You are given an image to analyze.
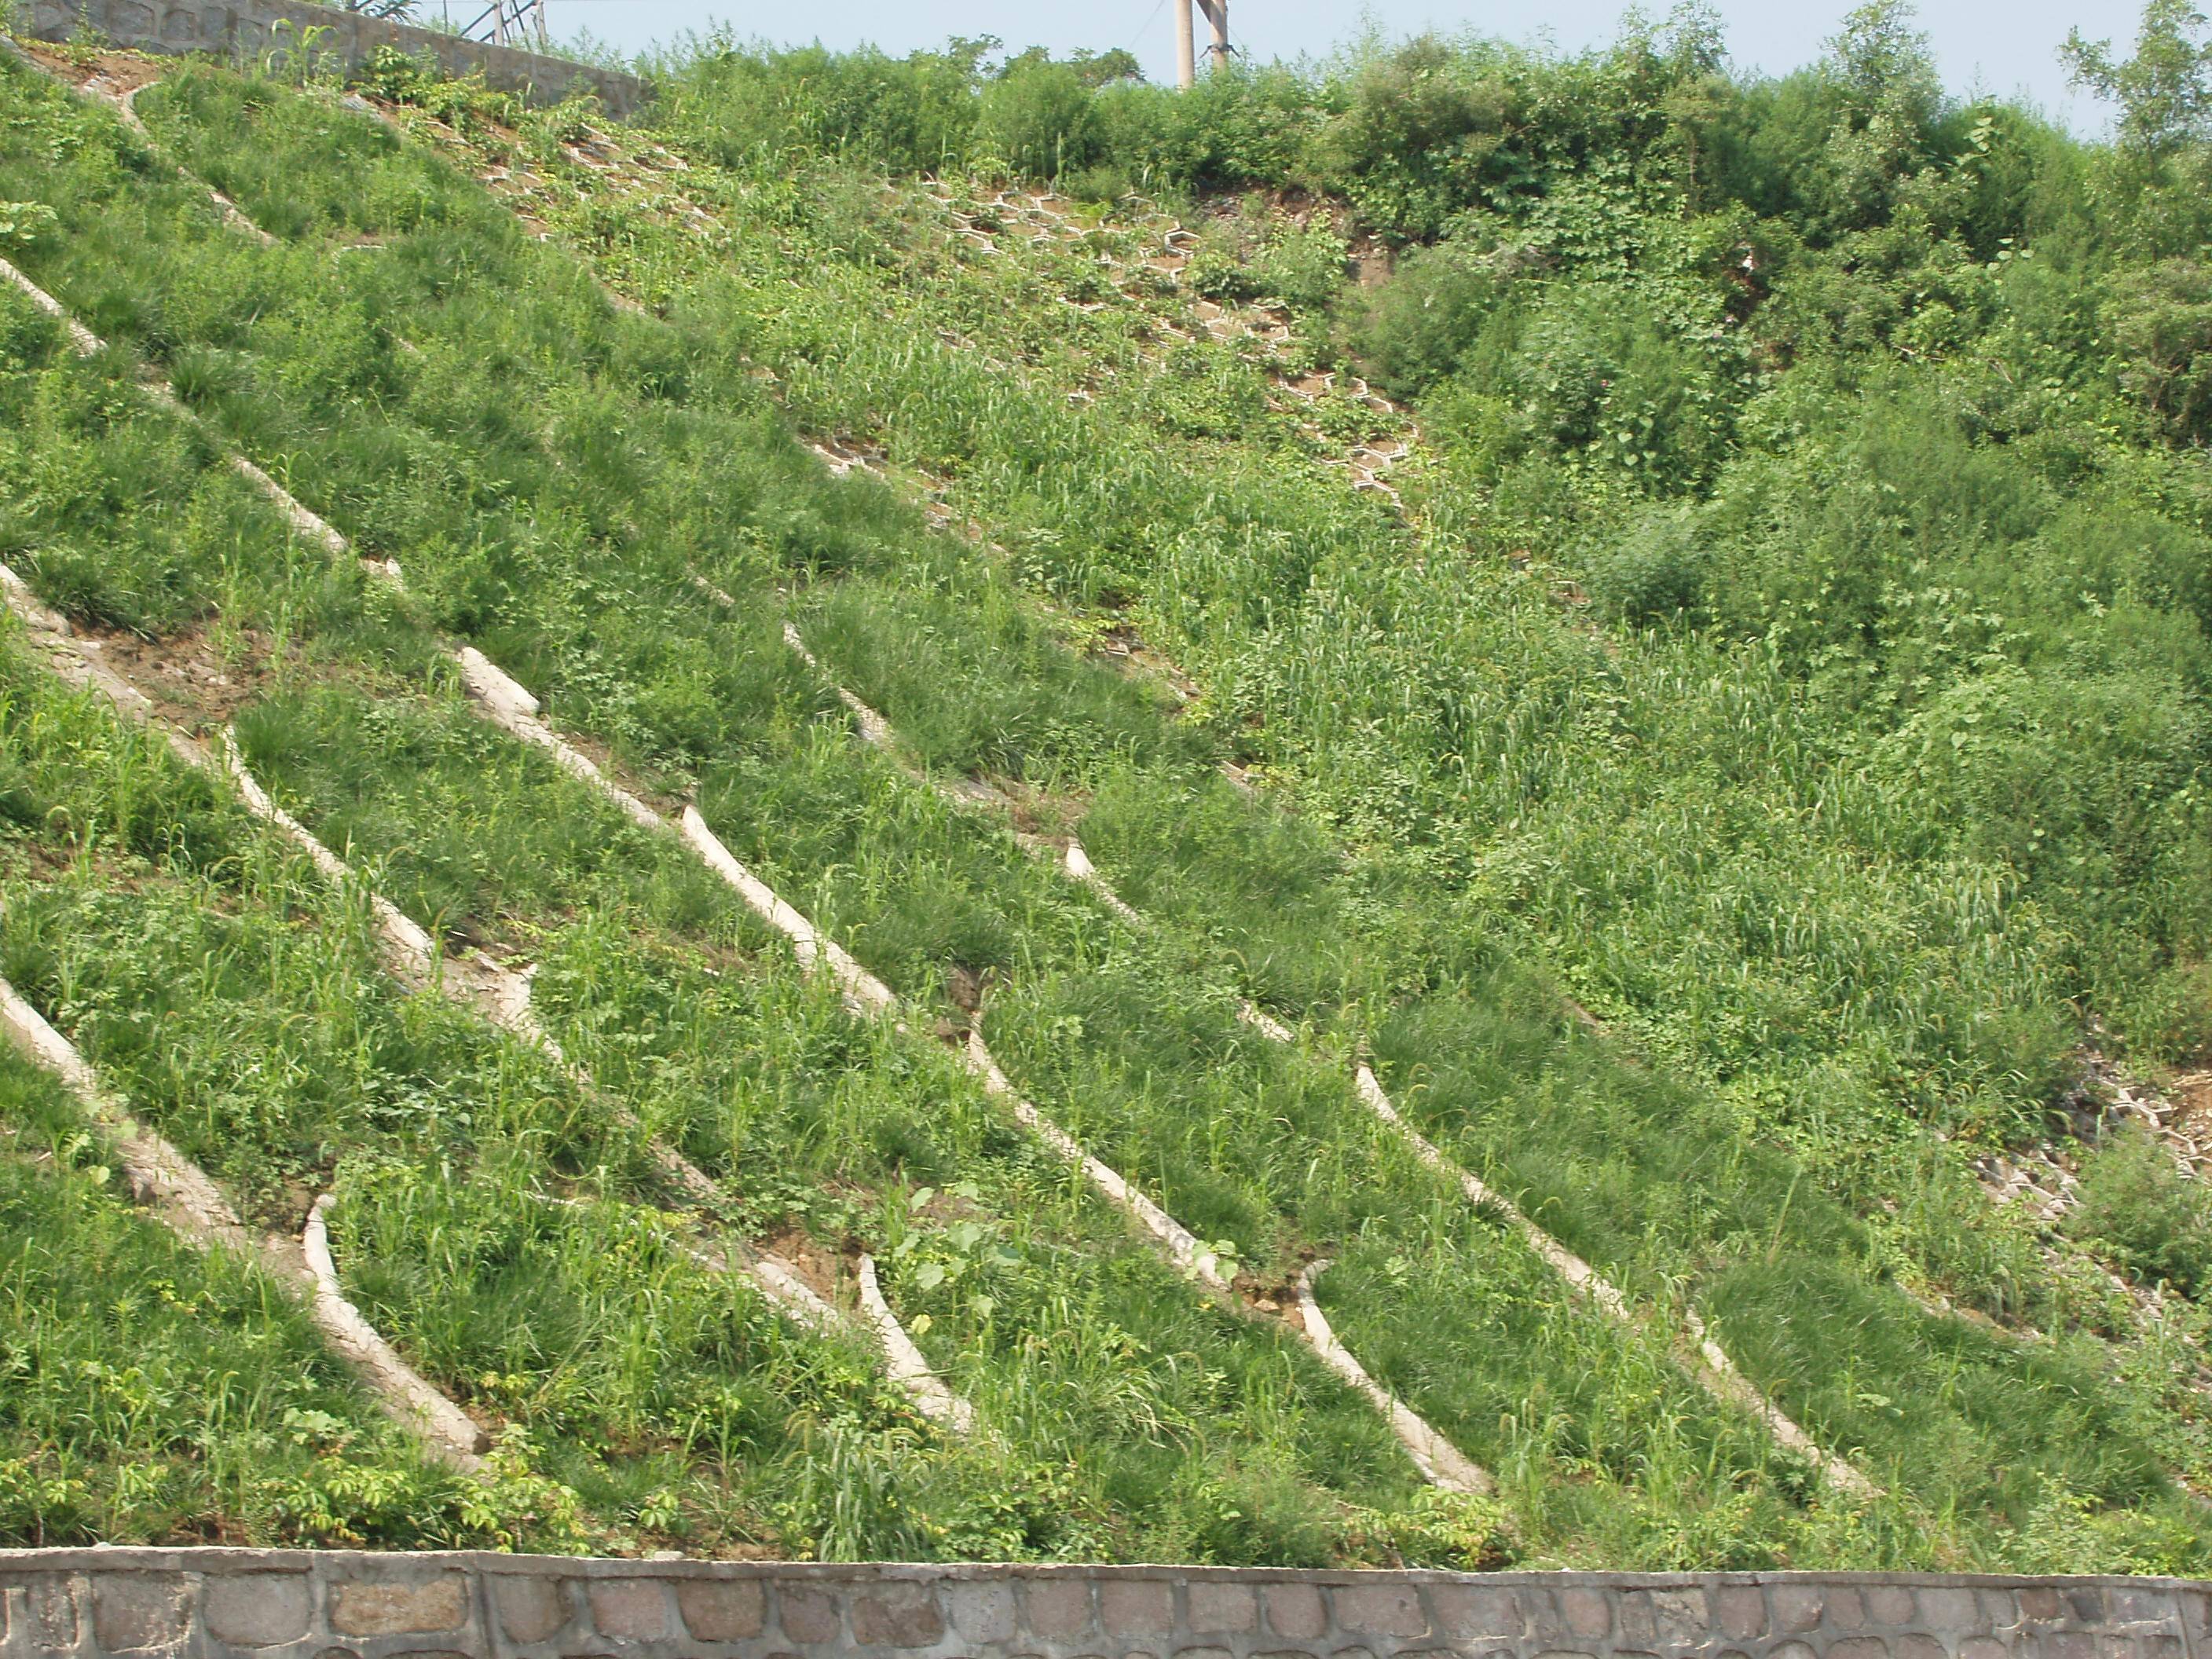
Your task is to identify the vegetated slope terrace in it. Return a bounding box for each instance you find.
[0,4,2207,1571]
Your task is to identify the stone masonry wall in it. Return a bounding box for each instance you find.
[20,0,649,116]
[1,1551,2205,1659]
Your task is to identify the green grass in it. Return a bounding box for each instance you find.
[0,43,2204,1570]
[0,1047,472,1549]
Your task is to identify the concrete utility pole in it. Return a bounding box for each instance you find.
[1174,0,1227,89]
[474,0,547,49]
[1199,0,1230,71]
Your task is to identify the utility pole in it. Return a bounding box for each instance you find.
[471,0,546,48]
[1199,0,1229,71]
[1174,0,1226,89]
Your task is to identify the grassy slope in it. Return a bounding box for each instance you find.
[0,46,2203,1569]
[312,71,2212,1559]
[87,64,1780,1568]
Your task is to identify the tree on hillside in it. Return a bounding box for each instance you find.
[1827,0,1941,122]
[2064,0,2212,156]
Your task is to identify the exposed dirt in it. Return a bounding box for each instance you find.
[10,41,164,91]
[764,1224,841,1303]
[1236,1263,1308,1320]
[90,622,281,730]
[2163,1068,2212,1145]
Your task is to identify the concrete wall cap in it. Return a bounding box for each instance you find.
[3,1554,2209,1591]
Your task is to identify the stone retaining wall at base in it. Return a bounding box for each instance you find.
[18,0,649,116]
[0,1551,2203,1659]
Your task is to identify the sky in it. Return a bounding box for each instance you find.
[501,0,2130,134]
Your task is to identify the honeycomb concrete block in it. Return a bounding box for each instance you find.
[1558,1588,1614,1640]
[1430,1583,1522,1644]
[587,1579,672,1643]
[1869,1589,1921,1628]
[1025,1579,1095,1642]
[1334,1584,1426,1641]
[1264,1585,1328,1644]
[1101,1581,1174,1639]
[2108,1589,2173,1631]
[90,1576,191,1655]
[1186,1584,1258,1635]
[1919,1591,1984,1635]
[1826,1590,1868,1632]
[1716,1588,1767,1642]
[23,1577,80,1652]
[1771,1588,1826,1635]
[849,1583,943,1649]
[775,1585,840,1646]
[493,1577,569,1646]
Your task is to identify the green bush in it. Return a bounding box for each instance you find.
[1586,504,1712,625]
[2104,258,2212,441]
[2067,1129,2212,1297]
[976,60,1099,178]
[1348,241,1501,395]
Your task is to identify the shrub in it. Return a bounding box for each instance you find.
[2104,258,2212,441]
[975,60,1098,178]
[1347,241,1502,395]
[1308,36,1514,239]
[1585,504,1712,625]
[2066,1128,2212,1297]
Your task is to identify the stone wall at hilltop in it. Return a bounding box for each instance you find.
[20,0,649,116]
[0,1550,2201,1659]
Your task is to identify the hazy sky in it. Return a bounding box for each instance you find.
[505,1,2129,134]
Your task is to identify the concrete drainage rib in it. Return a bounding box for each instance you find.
[0,978,254,1256]
[773,616,1147,927]
[301,1193,490,1463]
[686,192,1857,1490]
[958,1027,1226,1290]
[0,976,487,1469]
[759,624,1497,1491]
[220,740,965,1429]
[679,793,1262,1328]
[856,1253,975,1434]
[0,562,968,1440]
[0,255,364,572]
[777,623,1872,1499]
[219,731,444,977]
[1,51,276,248]
[176,85,1932,1499]
[0,252,101,355]
[1331,1036,1877,1500]
[0,258,966,1417]
[1296,1262,1492,1496]
[0,246,972,1423]
[781,621,895,749]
